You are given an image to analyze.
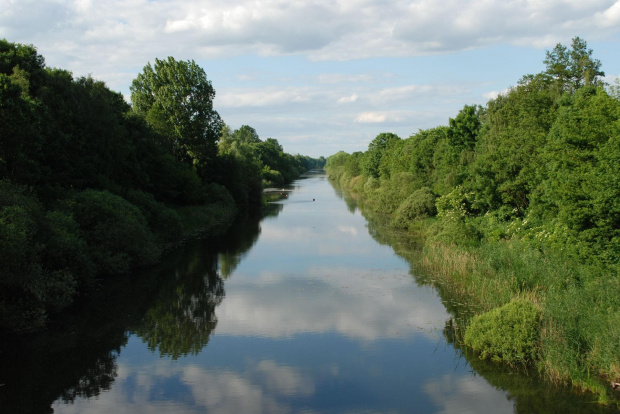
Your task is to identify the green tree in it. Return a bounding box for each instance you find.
[361,132,400,178]
[234,124,261,145]
[130,57,223,168]
[447,104,483,151]
[0,74,42,184]
[544,36,604,93]
[472,75,556,216]
[536,86,620,263]
[344,151,363,177]
[216,125,263,208]
[0,39,46,93]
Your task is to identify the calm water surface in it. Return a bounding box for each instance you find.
[1,172,616,413]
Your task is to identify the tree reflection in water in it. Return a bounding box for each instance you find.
[0,212,265,414]
[135,245,224,359]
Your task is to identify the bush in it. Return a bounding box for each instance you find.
[71,189,160,275]
[261,167,284,187]
[372,172,418,214]
[464,299,541,365]
[124,189,183,244]
[392,187,437,228]
[363,176,380,193]
[41,210,94,287]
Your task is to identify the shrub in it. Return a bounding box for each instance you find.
[0,181,80,330]
[71,189,160,275]
[124,189,183,244]
[373,172,418,214]
[261,167,284,187]
[392,187,437,228]
[464,299,541,365]
[363,176,380,193]
[42,209,93,280]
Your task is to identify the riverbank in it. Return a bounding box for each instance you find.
[328,169,620,406]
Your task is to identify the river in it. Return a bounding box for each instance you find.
[0,171,615,413]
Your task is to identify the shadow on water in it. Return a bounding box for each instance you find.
[0,212,264,414]
[337,182,620,413]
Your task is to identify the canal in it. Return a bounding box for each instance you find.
[0,171,615,413]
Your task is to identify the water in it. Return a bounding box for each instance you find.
[0,171,616,413]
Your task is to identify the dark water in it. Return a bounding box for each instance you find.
[0,171,617,414]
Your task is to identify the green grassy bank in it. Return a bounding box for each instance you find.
[328,168,620,405]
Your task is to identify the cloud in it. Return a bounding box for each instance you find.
[482,87,512,101]
[596,0,620,27]
[3,0,619,158]
[217,87,319,108]
[52,360,316,414]
[316,73,378,84]
[6,0,619,72]
[338,93,359,103]
[355,110,426,124]
[215,268,450,341]
[356,112,388,123]
[424,374,514,414]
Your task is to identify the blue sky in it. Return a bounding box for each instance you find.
[2,0,620,158]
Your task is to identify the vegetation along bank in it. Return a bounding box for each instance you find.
[325,37,620,405]
[0,39,324,333]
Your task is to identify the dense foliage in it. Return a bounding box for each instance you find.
[464,299,542,365]
[326,37,620,401]
[0,39,323,333]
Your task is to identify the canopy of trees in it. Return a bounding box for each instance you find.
[0,39,324,333]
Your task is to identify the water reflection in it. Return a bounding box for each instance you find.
[346,183,620,413]
[134,251,223,359]
[216,272,448,340]
[0,213,264,414]
[3,173,619,414]
[53,357,316,414]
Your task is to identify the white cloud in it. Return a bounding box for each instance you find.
[52,360,316,414]
[338,93,359,103]
[482,87,512,101]
[354,110,424,124]
[6,0,619,71]
[356,112,388,123]
[316,73,377,84]
[424,374,514,414]
[2,0,620,158]
[217,87,319,108]
[216,267,450,341]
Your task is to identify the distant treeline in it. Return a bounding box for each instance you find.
[326,37,620,402]
[0,39,325,332]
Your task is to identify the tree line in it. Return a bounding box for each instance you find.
[0,39,324,333]
[326,37,620,401]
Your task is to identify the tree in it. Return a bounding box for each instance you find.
[536,86,620,264]
[447,105,483,150]
[0,39,46,93]
[471,76,556,215]
[0,74,42,184]
[130,57,223,168]
[544,37,604,93]
[361,132,400,178]
[234,124,261,145]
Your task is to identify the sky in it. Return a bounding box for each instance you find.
[1,0,620,158]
